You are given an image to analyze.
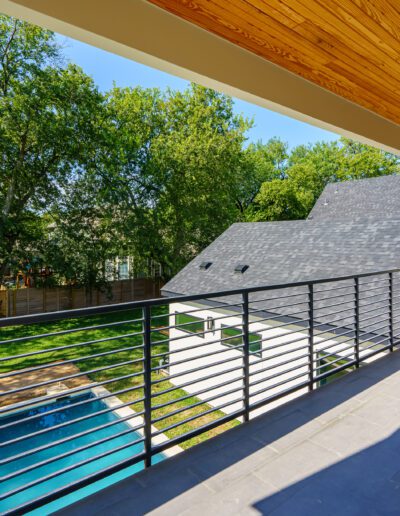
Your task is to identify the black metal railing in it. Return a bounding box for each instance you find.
[1,268,400,514]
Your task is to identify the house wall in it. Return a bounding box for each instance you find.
[168,302,370,419]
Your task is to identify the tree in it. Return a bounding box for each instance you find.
[102,84,252,277]
[0,15,104,282]
[236,138,288,216]
[45,175,119,295]
[248,138,400,222]
[247,179,307,221]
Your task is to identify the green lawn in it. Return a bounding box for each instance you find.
[0,308,239,449]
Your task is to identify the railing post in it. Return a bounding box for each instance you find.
[242,291,250,422]
[308,284,314,391]
[354,277,360,368]
[143,305,152,468]
[389,272,394,352]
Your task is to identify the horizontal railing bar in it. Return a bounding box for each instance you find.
[360,336,390,353]
[260,329,310,346]
[313,343,356,366]
[0,408,145,467]
[154,310,244,333]
[0,344,144,380]
[2,267,400,329]
[359,342,391,359]
[252,344,310,367]
[358,301,389,317]
[359,320,390,336]
[249,290,309,305]
[313,314,356,330]
[250,371,308,398]
[314,325,355,340]
[359,284,390,294]
[152,321,244,346]
[248,299,308,315]
[1,425,145,484]
[0,369,144,416]
[152,354,243,386]
[0,317,144,348]
[0,357,141,399]
[314,359,357,382]
[152,375,243,412]
[358,276,390,287]
[313,291,355,304]
[2,449,148,516]
[0,336,144,365]
[152,396,244,437]
[0,394,146,450]
[313,298,354,311]
[151,332,243,360]
[152,385,243,424]
[313,304,356,319]
[249,352,310,379]
[314,335,355,354]
[359,317,389,332]
[249,380,310,411]
[151,364,244,399]
[249,307,308,324]
[258,333,309,354]
[358,290,389,303]
[248,310,308,327]
[259,316,310,331]
[151,408,244,456]
[249,361,308,388]
[152,341,244,372]
[314,350,356,372]
[0,434,148,503]
[313,283,354,294]
[0,381,145,432]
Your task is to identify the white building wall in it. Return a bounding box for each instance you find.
[168,302,365,420]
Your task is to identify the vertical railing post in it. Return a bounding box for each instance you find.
[242,291,250,422]
[308,284,314,391]
[354,277,360,368]
[143,305,152,468]
[389,272,394,352]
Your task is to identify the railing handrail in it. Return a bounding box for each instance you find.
[1,266,400,327]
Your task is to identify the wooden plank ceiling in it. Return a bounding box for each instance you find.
[148,0,400,125]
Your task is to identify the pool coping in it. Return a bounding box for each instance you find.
[91,386,182,458]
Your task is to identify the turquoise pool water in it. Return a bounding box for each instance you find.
[0,392,164,514]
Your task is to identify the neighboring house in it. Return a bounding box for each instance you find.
[162,175,400,417]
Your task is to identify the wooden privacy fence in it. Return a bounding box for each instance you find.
[0,278,163,318]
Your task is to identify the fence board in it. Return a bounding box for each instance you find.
[0,278,162,318]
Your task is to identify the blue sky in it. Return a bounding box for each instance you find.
[57,35,338,149]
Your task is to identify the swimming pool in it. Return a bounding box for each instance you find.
[0,392,164,514]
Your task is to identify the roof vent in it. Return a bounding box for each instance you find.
[323,199,329,206]
[234,264,249,274]
[199,261,212,270]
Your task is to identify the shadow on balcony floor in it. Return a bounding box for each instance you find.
[58,350,400,515]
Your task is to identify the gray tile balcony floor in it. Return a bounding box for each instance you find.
[59,350,400,516]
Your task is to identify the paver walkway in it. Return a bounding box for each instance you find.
[60,350,400,515]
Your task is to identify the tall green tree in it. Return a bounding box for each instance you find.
[102,84,252,277]
[0,15,104,282]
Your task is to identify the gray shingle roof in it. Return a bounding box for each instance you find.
[162,218,400,297]
[162,218,400,335]
[308,174,400,221]
[163,175,400,337]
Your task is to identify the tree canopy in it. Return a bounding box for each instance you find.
[1,14,399,288]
